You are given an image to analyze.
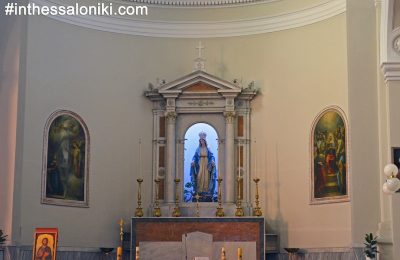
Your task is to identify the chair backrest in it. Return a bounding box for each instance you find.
[182,231,213,260]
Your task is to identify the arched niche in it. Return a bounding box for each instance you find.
[183,122,219,202]
[145,70,258,215]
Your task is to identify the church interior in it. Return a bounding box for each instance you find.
[2,0,400,259]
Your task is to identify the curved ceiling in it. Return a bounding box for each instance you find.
[31,0,345,37]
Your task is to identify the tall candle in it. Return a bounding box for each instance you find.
[237,247,242,260]
[264,140,266,178]
[254,140,257,178]
[139,138,142,178]
[238,177,241,200]
[217,139,220,178]
[238,144,241,176]
[176,140,179,179]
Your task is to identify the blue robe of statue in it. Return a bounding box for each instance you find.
[190,146,217,199]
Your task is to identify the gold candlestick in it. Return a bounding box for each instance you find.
[135,178,144,217]
[195,193,200,217]
[119,218,125,244]
[253,178,263,216]
[215,178,224,217]
[117,219,124,260]
[172,178,181,217]
[153,179,162,217]
[235,177,244,217]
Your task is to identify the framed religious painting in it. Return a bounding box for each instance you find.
[392,147,400,179]
[392,147,400,193]
[310,106,350,204]
[41,110,90,207]
[32,228,58,260]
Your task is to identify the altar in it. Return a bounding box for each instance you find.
[131,217,265,260]
[133,48,266,260]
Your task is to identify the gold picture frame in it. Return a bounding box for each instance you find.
[41,110,90,207]
[310,106,350,204]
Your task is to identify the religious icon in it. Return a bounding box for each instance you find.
[32,228,58,260]
[310,106,349,204]
[42,110,90,207]
[188,131,217,202]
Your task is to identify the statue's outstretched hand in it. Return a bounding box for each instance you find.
[211,161,215,167]
[191,161,195,167]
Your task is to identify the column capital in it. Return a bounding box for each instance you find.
[165,111,177,123]
[223,111,236,123]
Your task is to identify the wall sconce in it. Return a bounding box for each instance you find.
[383,164,400,194]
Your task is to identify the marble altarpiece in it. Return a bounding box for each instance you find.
[144,69,259,217]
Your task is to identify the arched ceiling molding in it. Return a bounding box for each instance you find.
[32,0,346,38]
[123,0,278,8]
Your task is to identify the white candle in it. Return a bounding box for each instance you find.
[254,140,257,178]
[176,140,179,179]
[217,139,220,178]
[264,141,266,179]
[238,144,241,176]
[139,138,142,178]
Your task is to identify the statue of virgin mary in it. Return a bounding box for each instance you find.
[190,131,217,202]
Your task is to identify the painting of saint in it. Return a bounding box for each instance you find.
[42,110,89,207]
[32,228,58,260]
[35,237,52,260]
[311,107,349,204]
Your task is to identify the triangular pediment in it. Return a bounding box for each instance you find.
[158,70,241,95]
[184,82,217,93]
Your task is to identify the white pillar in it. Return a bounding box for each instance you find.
[224,111,235,203]
[165,111,177,203]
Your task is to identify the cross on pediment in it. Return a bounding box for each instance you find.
[196,41,205,59]
[194,42,206,72]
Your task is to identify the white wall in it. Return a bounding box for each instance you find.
[346,0,381,249]
[15,12,352,249]
[0,0,27,244]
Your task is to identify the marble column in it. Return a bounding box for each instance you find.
[224,111,235,203]
[165,111,177,203]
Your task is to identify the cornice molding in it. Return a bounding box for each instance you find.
[123,0,277,8]
[32,0,346,38]
[381,62,400,83]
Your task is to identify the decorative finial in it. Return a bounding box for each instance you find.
[157,78,166,86]
[194,41,206,72]
[199,131,207,140]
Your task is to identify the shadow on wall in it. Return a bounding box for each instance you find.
[265,143,288,257]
